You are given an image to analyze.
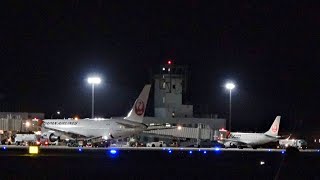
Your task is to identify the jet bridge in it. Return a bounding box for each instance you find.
[143,123,214,141]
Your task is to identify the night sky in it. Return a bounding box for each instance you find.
[0,1,319,132]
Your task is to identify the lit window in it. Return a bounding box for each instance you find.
[160,79,166,89]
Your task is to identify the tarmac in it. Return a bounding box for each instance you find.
[0,145,319,179]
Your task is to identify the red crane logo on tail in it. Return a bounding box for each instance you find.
[272,124,278,133]
[134,99,145,116]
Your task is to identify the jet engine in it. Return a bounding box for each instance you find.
[49,133,60,142]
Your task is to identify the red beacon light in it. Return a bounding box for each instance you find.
[167,60,172,65]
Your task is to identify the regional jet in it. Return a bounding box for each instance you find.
[219,116,281,149]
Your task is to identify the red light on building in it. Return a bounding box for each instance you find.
[167,60,172,65]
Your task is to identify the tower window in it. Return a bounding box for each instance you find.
[160,79,166,89]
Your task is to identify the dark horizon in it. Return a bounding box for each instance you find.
[0,1,319,132]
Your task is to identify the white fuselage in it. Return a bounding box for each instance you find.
[42,118,147,140]
[223,132,278,147]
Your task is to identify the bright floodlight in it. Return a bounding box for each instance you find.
[87,77,101,84]
[57,111,60,115]
[25,121,31,127]
[225,82,235,90]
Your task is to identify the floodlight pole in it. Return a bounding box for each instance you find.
[88,77,101,119]
[91,84,95,118]
[229,89,232,131]
[225,82,235,131]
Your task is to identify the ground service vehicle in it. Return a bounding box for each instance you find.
[279,139,307,149]
[146,141,167,147]
[14,134,37,146]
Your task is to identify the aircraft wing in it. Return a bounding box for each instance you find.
[42,126,89,138]
[144,125,178,131]
[42,127,106,142]
[221,138,249,146]
[264,134,286,140]
[115,122,146,128]
[276,134,291,139]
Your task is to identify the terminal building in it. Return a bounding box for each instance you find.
[138,62,226,145]
[0,112,44,143]
[0,112,44,132]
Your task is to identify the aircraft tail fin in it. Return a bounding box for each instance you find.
[124,84,151,123]
[264,116,281,137]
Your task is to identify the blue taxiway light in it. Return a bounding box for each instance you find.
[78,148,82,152]
[168,150,172,153]
[281,151,285,154]
[189,151,192,154]
[203,151,207,154]
[214,147,220,151]
[198,149,201,152]
[268,149,271,152]
[3,147,6,150]
[110,149,117,155]
[318,150,320,152]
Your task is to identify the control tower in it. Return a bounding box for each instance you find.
[154,61,193,118]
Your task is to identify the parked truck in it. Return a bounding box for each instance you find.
[279,139,307,149]
[14,134,37,146]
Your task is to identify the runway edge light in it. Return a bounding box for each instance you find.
[29,146,39,154]
[110,149,117,155]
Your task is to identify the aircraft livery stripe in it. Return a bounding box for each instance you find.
[44,122,78,125]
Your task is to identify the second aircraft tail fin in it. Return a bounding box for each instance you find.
[124,84,151,123]
[264,116,281,137]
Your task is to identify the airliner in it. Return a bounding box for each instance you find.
[219,116,281,149]
[41,84,153,143]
